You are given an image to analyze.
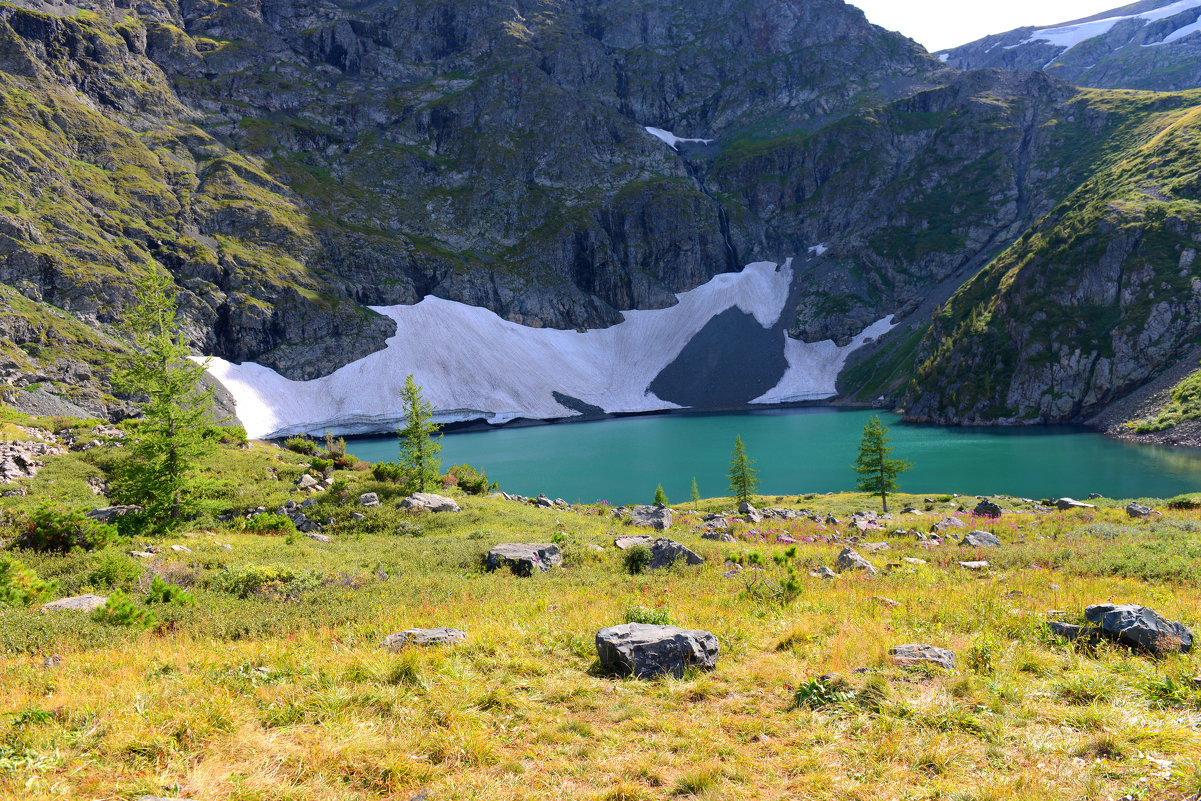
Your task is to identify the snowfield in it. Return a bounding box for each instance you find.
[204,261,893,439]
[1019,0,1201,53]
[644,126,714,150]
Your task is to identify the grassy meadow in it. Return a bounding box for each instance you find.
[1,408,1201,800]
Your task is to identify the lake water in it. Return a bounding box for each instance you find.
[343,408,1201,505]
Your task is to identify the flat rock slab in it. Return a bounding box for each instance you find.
[400,492,461,513]
[630,505,673,530]
[960,531,1001,548]
[42,594,106,613]
[648,538,704,570]
[596,623,719,679]
[486,543,563,576]
[1084,603,1193,654]
[383,628,468,650]
[1056,497,1096,511]
[958,560,990,570]
[835,547,877,575]
[890,644,955,670]
[614,535,654,550]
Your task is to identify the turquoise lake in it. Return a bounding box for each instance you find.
[343,408,1201,505]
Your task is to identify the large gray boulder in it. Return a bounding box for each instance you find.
[834,547,877,575]
[889,644,955,669]
[1084,603,1193,654]
[630,505,673,530]
[701,530,736,543]
[358,492,380,507]
[42,594,107,613]
[486,543,563,576]
[383,628,468,650]
[400,492,461,513]
[960,530,1001,548]
[595,623,719,679]
[973,499,1002,518]
[1126,503,1153,519]
[614,535,654,550]
[648,538,704,570]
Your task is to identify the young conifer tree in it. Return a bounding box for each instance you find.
[111,271,216,534]
[397,373,442,493]
[852,415,912,513]
[727,435,759,504]
[653,484,669,506]
[690,476,701,509]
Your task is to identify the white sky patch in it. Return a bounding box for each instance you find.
[644,126,714,150]
[752,316,898,405]
[205,261,802,439]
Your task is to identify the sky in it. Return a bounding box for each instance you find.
[850,0,1130,51]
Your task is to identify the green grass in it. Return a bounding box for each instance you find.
[0,405,1200,798]
[1128,367,1201,433]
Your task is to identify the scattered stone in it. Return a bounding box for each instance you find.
[889,644,955,670]
[296,474,318,489]
[352,513,366,521]
[834,548,878,575]
[595,623,719,679]
[383,628,468,650]
[85,505,140,523]
[860,542,889,553]
[702,531,736,543]
[0,439,66,483]
[129,551,156,559]
[902,557,927,565]
[169,545,192,553]
[1088,493,1104,500]
[1056,498,1096,511]
[42,594,107,613]
[358,492,381,507]
[872,596,901,608]
[932,516,965,532]
[973,499,1002,518]
[400,493,461,513]
[811,566,837,579]
[586,543,606,552]
[630,505,673,530]
[1084,603,1193,655]
[1046,621,1100,643]
[1126,503,1153,520]
[614,535,653,550]
[535,494,554,508]
[219,543,233,551]
[647,538,704,570]
[486,543,563,576]
[960,531,1001,548]
[958,560,990,570]
[304,532,332,544]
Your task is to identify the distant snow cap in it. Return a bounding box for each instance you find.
[644,126,715,150]
[1020,0,1201,54]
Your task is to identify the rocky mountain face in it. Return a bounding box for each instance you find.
[1,0,1201,429]
[939,0,1201,91]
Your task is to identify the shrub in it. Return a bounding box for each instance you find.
[394,521,424,538]
[0,555,52,607]
[653,484,668,506]
[793,676,852,709]
[14,506,116,554]
[209,565,322,600]
[284,436,317,455]
[145,575,195,607]
[310,457,333,474]
[623,545,652,575]
[372,462,406,483]
[87,550,142,590]
[447,463,495,495]
[244,513,297,535]
[92,591,158,628]
[622,605,673,626]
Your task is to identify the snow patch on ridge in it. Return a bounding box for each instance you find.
[206,261,806,439]
[644,126,714,150]
[751,316,898,405]
[1018,0,1201,54]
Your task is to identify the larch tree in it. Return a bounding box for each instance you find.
[852,415,912,513]
[727,435,759,505]
[397,373,443,493]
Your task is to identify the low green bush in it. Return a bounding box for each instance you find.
[623,545,652,575]
[86,550,142,590]
[447,463,495,495]
[92,591,158,628]
[622,605,673,625]
[145,576,195,607]
[14,506,116,554]
[208,565,322,600]
[0,555,52,607]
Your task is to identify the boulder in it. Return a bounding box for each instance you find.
[383,628,468,650]
[85,505,140,523]
[304,532,332,543]
[1084,603,1193,655]
[889,644,955,670]
[737,501,757,515]
[358,492,381,507]
[630,505,673,530]
[860,542,889,553]
[1046,621,1101,643]
[42,594,107,613]
[1126,503,1153,520]
[973,499,1002,518]
[931,516,965,532]
[647,538,704,570]
[834,547,877,575]
[535,494,554,508]
[170,545,192,553]
[595,623,719,679]
[811,566,837,579]
[1056,498,1095,511]
[614,535,653,550]
[486,543,563,576]
[296,474,318,489]
[960,531,1001,548]
[400,493,461,513]
[702,531,736,543]
[958,560,990,570]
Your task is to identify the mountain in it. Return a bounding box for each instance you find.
[1,0,1201,435]
[938,0,1201,91]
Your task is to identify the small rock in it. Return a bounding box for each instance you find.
[811,566,837,579]
[960,531,1001,548]
[647,538,704,570]
[630,505,673,530]
[931,516,965,532]
[129,551,156,559]
[304,532,332,543]
[614,535,654,550]
[834,547,877,575]
[872,596,901,608]
[1047,621,1100,643]
[486,543,563,576]
[1125,503,1153,520]
[42,594,107,613]
[400,492,461,513]
[85,505,140,523]
[170,545,192,553]
[219,543,233,551]
[1056,498,1096,511]
[40,654,61,669]
[860,541,889,553]
[383,628,468,649]
[297,474,318,489]
[903,557,927,565]
[702,531,736,543]
[889,644,955,670]
[1088,493,1103,500]
[958,560,990,570]
[973,499,1003,518]
[358,492,381,507]
[595,623,719,679]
